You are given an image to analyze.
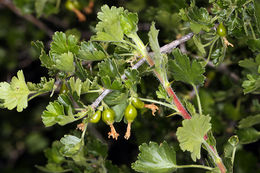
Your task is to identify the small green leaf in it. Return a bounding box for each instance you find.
[60,135,81,157]
[31,40,44,54]
[239,55,260,94]
[78,41,107,61]
[98,59,120,79]
[41,101,65,127]
[184,100,197,116]
[0,70,30,112]
[119,11,138,35]
[101,76,123,90]
[55,52,75,72]
[93,5,124,42]
[193,35,206,55]
[41,101,86,127]
[187,6,212,25]
[211,46,226,66]
[190,22,204,34]
[236,127,260,144]
[50,32,79,55]
[148,23,168,82]
[156,85,172,103]
[38,48,55,70]
[68,77,82,97]
[104,90,128,106]
[176,114,211,161]
[27,77,54,93]
[186,5,213,33]
[81,79,91,95]
[93,5,138,42]
[132,141,177,173]
[148,22,160,55]
[169,48,205,86]
[242,74,260,94]
[124,68,141,88]
[239,114,260,128]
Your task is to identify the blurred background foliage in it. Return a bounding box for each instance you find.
[0,0,260,172]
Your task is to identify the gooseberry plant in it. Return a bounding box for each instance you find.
[1,0,260,173]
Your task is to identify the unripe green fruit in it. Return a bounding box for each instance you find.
[90,110,101,123]
[102,108,115,125]
[59,82,69,94]
[217,23,227,37]
[131,98,144,109]
[124,104,137,123]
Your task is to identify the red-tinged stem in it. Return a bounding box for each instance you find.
[165,86,191,120]
[217,162,227,173]
[144,51,226,173]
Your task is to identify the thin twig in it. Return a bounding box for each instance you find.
[0,0,53,37]
[160,32,194,54]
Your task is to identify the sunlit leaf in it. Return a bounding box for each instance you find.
[78,41,107,61]
[176,114,211,161]
[60,135,82,157]
[0,70,30,112]
[132,141,177,173]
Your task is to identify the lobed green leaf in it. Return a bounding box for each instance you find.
[169,48,205,86]
[0,70,30,112]
[60,135,82,157]
[132,141,177,173]
[55,52,75,72]
[176,114,211,161]
[41,101,87,127]
[93,5,138,42]
[50,32,79,55]
[78,41,107,61]
[27,77,55,93]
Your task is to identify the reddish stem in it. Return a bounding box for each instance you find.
[146,55,226,173]
[165,86,191,120]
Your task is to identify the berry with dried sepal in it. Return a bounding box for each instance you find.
[89,110,101,123]
[102,108,119,140]
[124,104,137,140]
